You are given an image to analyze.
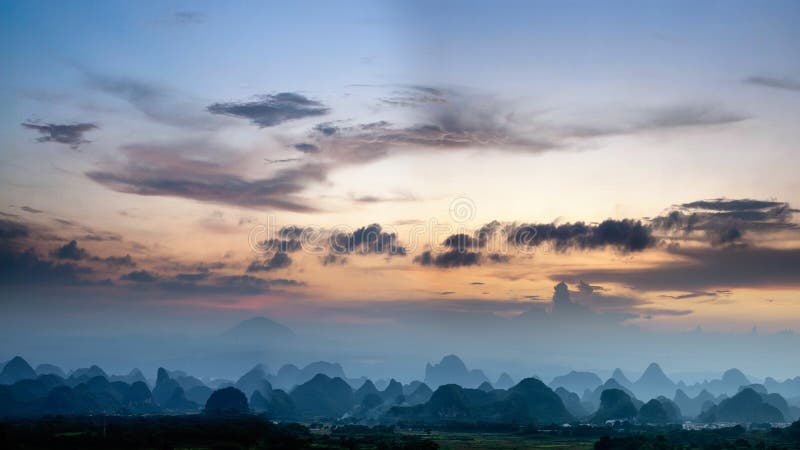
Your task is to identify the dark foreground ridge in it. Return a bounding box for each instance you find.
[0,415,799,450]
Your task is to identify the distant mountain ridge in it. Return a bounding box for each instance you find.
[2,355,797,425]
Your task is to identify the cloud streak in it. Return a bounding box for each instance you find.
[21,122,98,149]
[207,92,329,127]
[86,142,326,212]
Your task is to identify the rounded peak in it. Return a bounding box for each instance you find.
[645,362,663,372]
[722,368,748,383]
[440,354,466,365]
[308,373,332,383]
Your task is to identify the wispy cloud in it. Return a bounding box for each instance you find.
[85,141,326,212]
[745,75,800,92]
[207,92,329,127]
[21,122,98,149]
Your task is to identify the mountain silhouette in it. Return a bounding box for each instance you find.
[392,377,573,423]
[495,372,515,390]
[583,379,642,412]
[222,316,295,342]
[637,396,682,424]
[270,361,347,390]
[405,383,433,405]
[354,380,380,403]
[424,355,489,388]
[699,387,784,423]
[555,387,589,418]
[0,356,37,384]
[152,368,183,407]
[611,368,633,389]
[478,381,494,392]
[381,379,404,404]
[235,364,271,398]
[289,374,354,419]
[35,363,65,378]
[673,388,716,418]
[551,370,603,394]
[633,363,675,399]
[204,387,248,415]
[591,388,638,423]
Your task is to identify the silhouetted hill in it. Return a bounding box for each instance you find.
[550,370,603,394]
[390,377,572,424]
[221,316,295,342]
[269,361,347,390]
[555,387,589,418]
[424,355,489,388]
[478,381,494,392]
[235,364,271,398]
[685,368,752,397]
[67,365,108,385]
[152,367,197,411]
[611,368,633,389]
[0,356,36,384]
[765,376,800,399]
[109,368,147,385]
[290,374,354,419]
[700,388,785,424]
[633,363,675,399]
[185,385,214,405]
[674,388,716,418]
[204,387,248,415]
[162,386,198,411]
[381,379,404,404]
[405,383,433,406]
[583,379,642,412]
[495,372,515,390]
[354,379,380,404]
[637,397,682,424]
[35,363,65,378]
[592,388,638,423]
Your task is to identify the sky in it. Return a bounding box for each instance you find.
[1,1,800,378]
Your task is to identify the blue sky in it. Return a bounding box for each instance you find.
[1,1,800,374]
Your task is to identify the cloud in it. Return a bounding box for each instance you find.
[100,254,136,268]
[351,192,418,203]
[292,143,320,154]
[86,73,217,128]
[257,238,302,253]
[330,224,406,255]
[306,86,746,168]
[320,254,347,266]
[51,240,88,260]
[173,11,205,24]
[0,219,30,239]
[21,122,98,149]
[554,246,800,291]
[247,252,292,272]
[659,291,718,300]
[20,206,43,214]
[441,233,486,251]
[414,249,481,268]
[0,246,94,286]
[122,270,157,282]
[507,219,656,252]
[207,92,329,127]
[635,105,747,130]
[651,198,797,246]
[745,76,800,92]
[86,142,326,212]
